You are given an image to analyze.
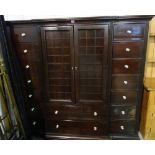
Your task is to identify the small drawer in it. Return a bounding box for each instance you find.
[113,41,144,58]
[113,23,145,40]
[46,105,82,119]
[111,106,136,120]
[111,75,140,90]
[82,104,106,119]
[12,26,38,42]
[45,120,107,136]
[111,91,138,104]
[112,59,141,74]
[110,120,136,134]
[14,43,40,62]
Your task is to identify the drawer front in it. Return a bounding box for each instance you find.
[82,104,106,119]
[46,105,82,119]
[45,120,107,135]
[111,75,140,90]
[112,60,141,74]
[113,41,144,58]
[113,23,145,40]
[111,106,136,120]
[110,120,136,134]
[111,91,138,103]
[12,26,38,42]
[14,43,40,61]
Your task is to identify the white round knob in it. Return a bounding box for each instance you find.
[93,112,98,116]
[31,107,35,112]
[25,65,30,69]
[56,124,59,129]
[27,80,31,83]
[120,125,124,130]
[28,94,32,98]
[21,33,26,37]
[23,49,28,53]
[122,96,127,100]
[123,81,128,85]
[121,111,126,115]
[93,126,98,131]
[125,48,130,52]
[54,110,59,115]
[124,65,129,69]
[32,121,37,126]
[126,30,132,34]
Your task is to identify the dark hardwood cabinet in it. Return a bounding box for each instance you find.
[6,16,152,139]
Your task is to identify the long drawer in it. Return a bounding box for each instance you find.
[46,104,106,120]
[45,120,107,136]
[111,75,140,90]
[112,59,141,74]
[111,106,136,120]
[113,41,144,58]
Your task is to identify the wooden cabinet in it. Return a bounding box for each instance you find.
[6,16,152,139]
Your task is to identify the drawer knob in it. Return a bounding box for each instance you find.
[126,30,132,34]
[54,110,59,115]
[93,112,98,116]
[123,81,128,85]
[23,49,28,53]
[28,94,33,98]
[93,126,98,131]
[122,96,127,100]
[32,121,37,126]
[31,107,35,112]
[25,65,30,69]
[125,48,131,52]
[75,66,78,70]
[27,80,32,83]
[21,33,26,37]
[120,125,124,130]
[121,111,126,115]
[124,64,129,69]
[56,124,59,129]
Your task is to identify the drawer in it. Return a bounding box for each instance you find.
[113,23,145,40]
[45,120,107,136]
[110,120,136,134]
[111,75,139,90]
[113,41,144,58]
[111,106,136,120]
[14,43,40,62]
[82,104,106,119]
[46,105,82,119]
[12,26,38,42]
[111,91,138,103]
[112,59,141,74]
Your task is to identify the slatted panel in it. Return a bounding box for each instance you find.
[75,25,108,102]
[144,17,155,79]
[41,27,74,102]
[79,29,104,101]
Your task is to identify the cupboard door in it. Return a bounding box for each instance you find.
[41,26,75,104]
[74,25,109,103]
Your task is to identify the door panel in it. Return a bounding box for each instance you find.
[74,25,109,103]
[41,26,75,104]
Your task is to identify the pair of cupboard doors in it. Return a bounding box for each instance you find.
[41,24,109,109]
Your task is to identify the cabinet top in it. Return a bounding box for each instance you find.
[6,15,153,24]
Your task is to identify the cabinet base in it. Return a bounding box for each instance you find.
[45,133,110,140]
